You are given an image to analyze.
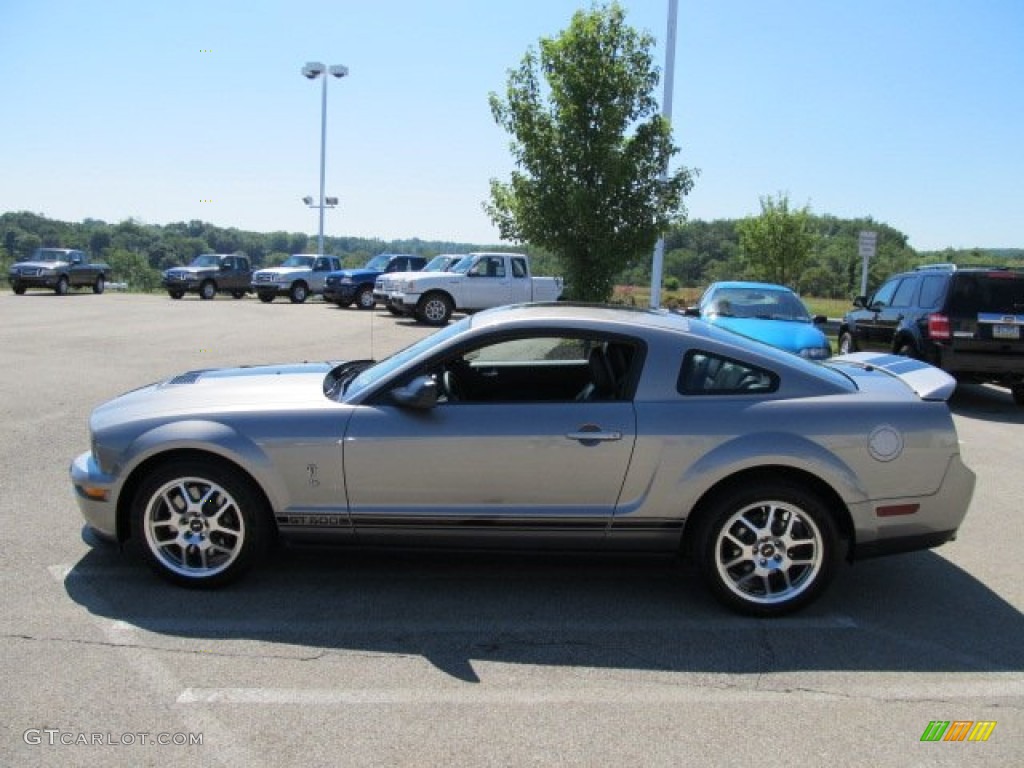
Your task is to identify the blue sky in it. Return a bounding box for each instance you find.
[1,0,1021,251]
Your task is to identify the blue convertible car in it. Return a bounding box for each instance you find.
[689,281,832,360]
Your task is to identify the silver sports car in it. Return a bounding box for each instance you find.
[70,304,975,615]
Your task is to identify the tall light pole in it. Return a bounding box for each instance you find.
[301,61,348,257]
[650,0,678,308]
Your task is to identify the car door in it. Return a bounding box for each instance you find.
[508,256,533,303]
[462,255,512,309]
[342,333,638,548]
[856,277,903,351]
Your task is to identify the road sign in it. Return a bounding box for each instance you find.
[858,231,878,259]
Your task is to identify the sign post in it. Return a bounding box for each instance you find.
[858,231,878,297]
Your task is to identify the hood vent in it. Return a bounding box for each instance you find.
[166,370,205,385]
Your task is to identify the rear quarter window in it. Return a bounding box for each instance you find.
[678,350,779,395]
[918,275,948,309]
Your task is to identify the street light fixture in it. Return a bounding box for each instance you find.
[302,60,348,257]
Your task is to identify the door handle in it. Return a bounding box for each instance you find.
[566,427,622,442]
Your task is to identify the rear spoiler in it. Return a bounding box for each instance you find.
[829,352,957,401]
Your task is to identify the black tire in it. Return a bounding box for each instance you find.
[258,292,275,303]
[289,282,309,304]
[93,275,106,294]
[385,302,402,316]
[231,290,246,300]
[13,284,26,295]
[693,478,840,616]
[334,299,353,308]
[199,280,216,300]
[837,331,855,355]
[55,275,69,296]
[168,290,184,300]
[355,285,375,310]
[416,292,453,326]
[895,340,919,359]
[131,458,271,588]
[1012,386,1024,406]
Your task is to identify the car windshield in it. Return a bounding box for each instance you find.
[30,249,64,262]
[423,255,460,272]
[189,254,221,267]
[364,254,392,271]
[344,318,470,399]
[708,287,811,322]
[280,255,315,268]
[450,256,477,274]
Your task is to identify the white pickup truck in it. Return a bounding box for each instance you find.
[389,252,564,325]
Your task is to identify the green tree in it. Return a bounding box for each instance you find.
[736,194,815,287]
[486,2,695,302]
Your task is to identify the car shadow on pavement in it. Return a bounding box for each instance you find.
[949,382,1024,424]
[63,540,1023,682]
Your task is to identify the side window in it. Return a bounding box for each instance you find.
[511,257,528,279]
[222,257,234,270]
[918,275,947,309]
[678,350,778,395]
[869,278,901,308]
[890,276,919,307]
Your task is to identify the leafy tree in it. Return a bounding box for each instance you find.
[486,1,695,302]
[736,194,815,287]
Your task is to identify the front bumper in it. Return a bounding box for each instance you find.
[9,274,58,289]
[70,451,119,541]
[161,277,201,291]
[323,283,358,302]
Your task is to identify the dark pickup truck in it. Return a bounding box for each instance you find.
[162,254,253,300]
[323,253,426,309]
[8,248,112,295]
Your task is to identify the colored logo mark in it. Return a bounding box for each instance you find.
[920,721,996,742]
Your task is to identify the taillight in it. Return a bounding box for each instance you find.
[928,313,950,340]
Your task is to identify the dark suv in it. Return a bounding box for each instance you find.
[839,264,1024,404]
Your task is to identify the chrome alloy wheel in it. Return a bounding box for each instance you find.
[712,500,824,606]
[142,476,245,579]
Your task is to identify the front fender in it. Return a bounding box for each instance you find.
[121,419,287,513]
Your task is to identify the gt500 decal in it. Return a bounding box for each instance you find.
[277,514,349,527]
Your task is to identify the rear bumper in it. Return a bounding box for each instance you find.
[935,345,1024,381]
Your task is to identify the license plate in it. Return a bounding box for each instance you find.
[993,324,1020,340]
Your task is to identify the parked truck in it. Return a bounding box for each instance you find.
[389,252,563,325]
[162,254,253,300]
[8,248,111,295]
[251,254,342,303]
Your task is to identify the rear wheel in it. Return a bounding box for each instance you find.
[199,280,216,300]
[93,275,106,294]
[837,331,855,355]
[693,479,840,616]
[895,340,919,359]
[131,459,270,588]
[289,282,309,304]
[334,299,353,308]
[168,290,184,300]
[231,290,246,300]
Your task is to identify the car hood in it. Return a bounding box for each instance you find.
[12,260,67,269]
[709,316,828,351]
[331,269,380,280]
[165,265,215,276]
[254,267,307,278]
[91,362,340,431]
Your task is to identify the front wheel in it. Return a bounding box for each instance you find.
[837,331,855,355]
[1012,385,1024,406]
[131,459,271,588]
[93,275,106,294]
[289,282,309,304]
[355,286,375,310]
[168,290,184,300]
[199,280,216,300]
[258,292,275,303]
[12,284,26,295]
[55,276,69,296]
[693,480,840,616]
[416,292,453,326]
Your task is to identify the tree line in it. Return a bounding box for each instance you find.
[3,209,1018,299]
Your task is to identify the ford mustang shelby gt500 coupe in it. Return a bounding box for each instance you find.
[70,304,975,615]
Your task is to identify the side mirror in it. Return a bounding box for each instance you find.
[813,315,827,325]
[683,306,700,317]
[390,375,438,410]
[852,296,866,309]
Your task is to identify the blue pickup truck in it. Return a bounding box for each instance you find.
[322,253,426,309]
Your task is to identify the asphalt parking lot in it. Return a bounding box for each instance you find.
[1,292,1021,767]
